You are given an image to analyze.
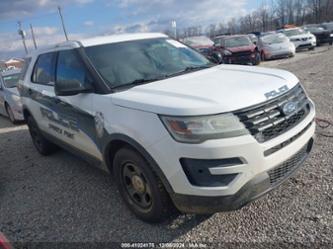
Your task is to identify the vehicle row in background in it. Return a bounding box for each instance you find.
[0,69,24,123]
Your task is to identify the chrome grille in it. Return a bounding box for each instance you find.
[235,84,311,143]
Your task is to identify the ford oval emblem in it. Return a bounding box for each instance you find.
[282,101,297,116]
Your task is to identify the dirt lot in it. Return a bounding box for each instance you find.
[0,46,332,248]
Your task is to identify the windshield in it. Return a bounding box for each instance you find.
[224,36,252,48]
[85,38,212,88]
[283,29,306,37]
[306,27,325,32]
[183,36,214,47]
[261,34,288,44]
[2,73,21,88]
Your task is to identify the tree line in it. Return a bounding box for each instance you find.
[173,0,333,38]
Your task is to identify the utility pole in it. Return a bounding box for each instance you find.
[171,20,177,39]
[57,6,69,41]
[30,24,38,49]
[17,21,28,54]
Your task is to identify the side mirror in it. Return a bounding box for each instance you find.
[55,79,93,96]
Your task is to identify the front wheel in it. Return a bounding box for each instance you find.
[113,147,176,222]
[27,115,58,155]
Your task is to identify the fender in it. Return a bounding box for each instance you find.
[103,133,174,194]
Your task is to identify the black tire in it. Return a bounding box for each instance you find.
[260,51,266,61]
[27,115,58,156]
[253,52,261,65]
[5,104,16,124]
[113,146,175,222]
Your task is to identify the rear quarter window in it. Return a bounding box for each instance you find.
[32,52,56,85]
[19,57,31,81]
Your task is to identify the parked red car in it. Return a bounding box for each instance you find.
[213,35,261,65]
[182,36,222,64]
[0,233,12,249]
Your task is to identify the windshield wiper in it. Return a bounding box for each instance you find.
[166,65,213,77]
[112,77,166,90]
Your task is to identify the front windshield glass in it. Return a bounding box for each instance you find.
[283,29,306,37]
[2,73,21,88]
[224,36,252,48]
[85,38,212,88]
[261,34,288,44]
[306,27,324,32]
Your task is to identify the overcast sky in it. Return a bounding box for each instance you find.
[0,0,258,59]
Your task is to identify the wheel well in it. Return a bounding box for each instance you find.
[23,108,31,121]
[104,137,174,193]
[105,139,134,173]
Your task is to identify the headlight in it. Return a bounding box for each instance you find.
[223,50,232,56]
[330,34,333,37]
[160,113,249,143]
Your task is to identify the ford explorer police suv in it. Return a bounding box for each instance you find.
[18,33,315,222]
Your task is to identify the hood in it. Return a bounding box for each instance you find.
[264,41,292,50]
[227,45,256,53]
[289,33,314,39]
[111,65,299,116]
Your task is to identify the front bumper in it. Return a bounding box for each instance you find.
[224,54,256,65]
[293,40,316,50]
[170,138,313,213]
[265,49,295,60]
[147,100,315,205]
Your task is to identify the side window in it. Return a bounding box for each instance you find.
[56,49,93,87]
[32,52,56,85]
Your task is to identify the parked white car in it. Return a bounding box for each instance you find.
[0,69,24,123]
[19,33,315,222]
[258,33,296,60]
[279,28,316,51]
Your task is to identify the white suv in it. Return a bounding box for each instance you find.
[279,28,317,51]
[18,33,315,222]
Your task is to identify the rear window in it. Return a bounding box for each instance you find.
[32,52,56,85]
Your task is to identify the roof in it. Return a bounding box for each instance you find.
[27,32,169,57]
[215,34,249,39]
[80,33,168,47]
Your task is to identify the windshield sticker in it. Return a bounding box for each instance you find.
[166,39,187,48]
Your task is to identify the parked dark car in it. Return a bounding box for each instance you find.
[213,35,260,65]
[304,25,333,45]
[182,36,222,64]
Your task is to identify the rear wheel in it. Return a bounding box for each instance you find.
[113,146,176,222]
[5,104,16,124]
[27,115,58,155]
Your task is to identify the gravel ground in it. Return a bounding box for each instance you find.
[0,46,332,248]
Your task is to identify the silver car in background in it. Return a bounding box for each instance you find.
[258,33,296,61]
[0,69,24,123]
